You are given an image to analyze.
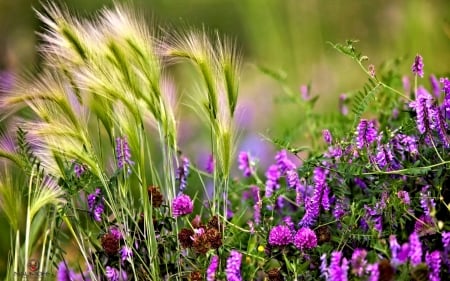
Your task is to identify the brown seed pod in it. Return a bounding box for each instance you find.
[101,233,120,255]
[147,186,163,208]
[178,228,194,248]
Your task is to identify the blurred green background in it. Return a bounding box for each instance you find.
[0,0,449,275]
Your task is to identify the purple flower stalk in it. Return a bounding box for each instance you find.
[268,225,293,246]
[225,250,242,281]
[320,254,329,280]
[412,54,424,77]
[350,249,367,277]
[57,262,79,281]
[265,164,281,198]
[397,191,411,205]
[409,232,423,266]
[120,245,133,262]
[172,194,194,218]
[425,251,441,281]
[294,227,317,250]
[115,136,134,173]
[176,156,190,192]
[420,185,435,217]
[206,154,215,174]
[207,255,219,281]
[299,167,329,227]
[238,151,253,177]
[430,75,441,98]
[329,251,349,281]
[366,263,379,281]
[409,86,434,134]
[300,84,310,100]
[322,129,333,145]
[275,150,296,173]
[356,119,377,149]
[73,162,86,178]
[105,266,127,281]
[87,188,104,222]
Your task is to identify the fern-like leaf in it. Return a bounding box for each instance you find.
[351,78,383,126]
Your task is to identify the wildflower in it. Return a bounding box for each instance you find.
[322,129,332,145]
[354,178,367,190]
[275,150,296,173]
[356,119,377,149]
[329,251,349,281]
[265,164,281,198]
[87,188,104,222]
[172,194,194,218]
[412,54,424,77]
[268,225,293,246]
[339,94,348,115]
[420,185,435,217]
[402,75,411,93]
[176,156,190,192]
[350,249,367,277]
[414,214,435,236]
[299,167,329,227]
[293,227,317,250]
[115,136,134,173]
[368,64,376,77]
[430,75,440,98]
[300,84,310,100]
[425,251,441,281]
[207,255,219,281]
[57,262,78,281]
[120,245,133,262]
[225,250,243,281]
[409,232,423,266]
[147,186,163,208]
[73,162,86,178]
[409,86,433,134]
[430,104,449,147]
[320,254,329,280]
[238,151,253,177]
[286,169,300,189]
[105,266,127,281]
[109,227,122,240]
[366,263,379,281]
[206,154,215,174]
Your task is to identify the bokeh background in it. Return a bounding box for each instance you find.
[0,0,449,275]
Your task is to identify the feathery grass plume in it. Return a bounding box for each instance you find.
[0,169,25,232]
[161,29,242,217]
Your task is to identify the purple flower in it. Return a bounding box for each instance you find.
[320,254,329,280]
[409,86,434,134]
[430,104,449,147]
[339,94,348,116]
[207,255,219,281]
[443,232,450,248]
[402,75,411,94]
[57,262,78,281]
[286,169,300,189]
[412,54,424,77]
[356,119,377,149]
[300,84,310,100]
[105,266,127,281]
[430,75,441,98]
[275,150,296,173]
[206,154,215,174]
[294,227,317,250]
[329,251,349,281]
[225,250,242,281]
[120,245,133,262]
[323,129,333,145]
[350,249,367,277]
[73,162,86,178]
[238,151,253,177]
[115,136,134,173]
[409,232,423,266]
[425,251,441,281]
[420,185,435,217]
[268,225,293,246]
[397,191,411,205]
[299,167,329,227]
[366,263,379,281]
[176,156,190,192]
[172,194,194,218]
[354,178,367,190]
[265,164,281,198]
[87,188,104,222]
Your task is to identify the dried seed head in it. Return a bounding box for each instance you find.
[147,186,163,208]
[189,270,203,281]
[266,268,284,281]
[101,233,120,255]
[317,225,331,244]
[205,227,222,249]
[178,228,194,248]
